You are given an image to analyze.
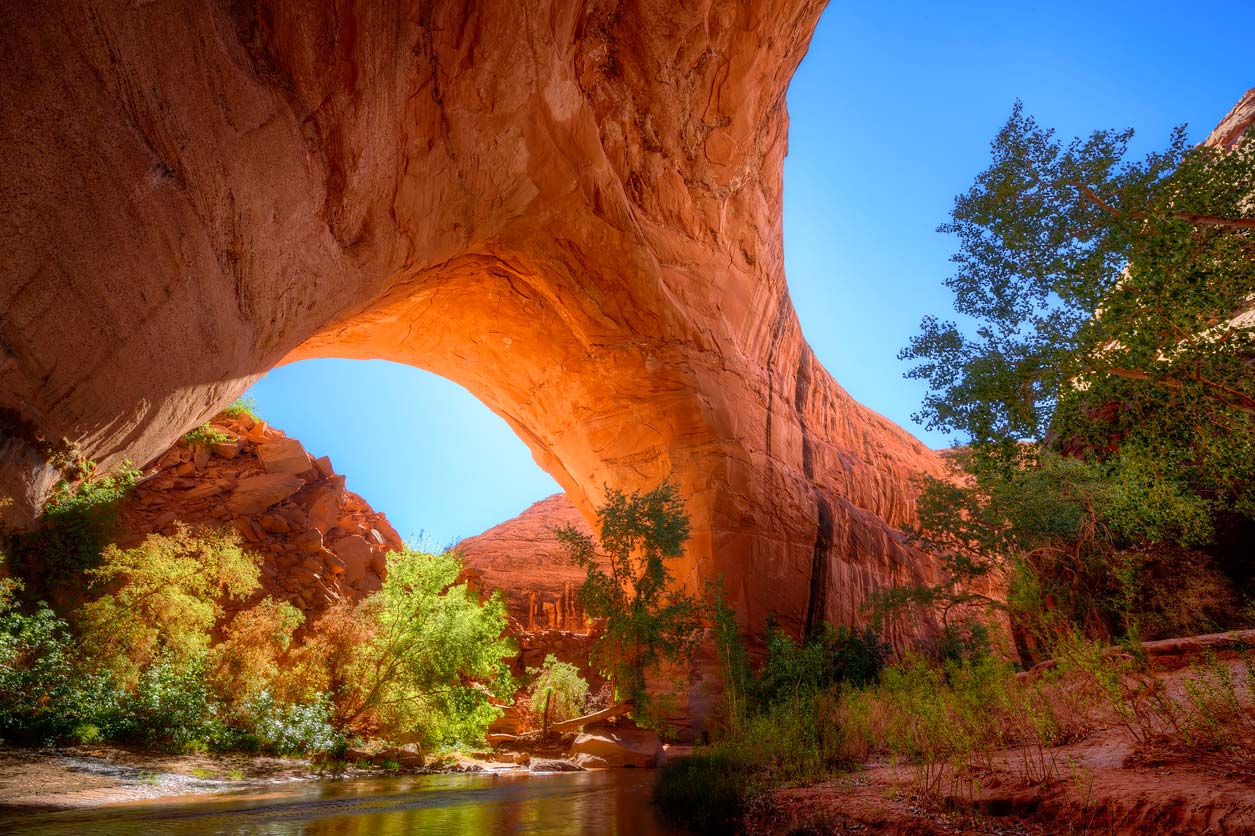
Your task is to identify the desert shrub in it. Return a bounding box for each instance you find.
[25,461,140,581]
[114,654,225,751]
[528,655,588,728]
[754,621,889,708]
[933,617,993,666]
[77,525,260,687]
[182,423,233,447]
[0,600,106,743]
[208,597,303,708]
[219,398,259,421]
[227,690,342,756]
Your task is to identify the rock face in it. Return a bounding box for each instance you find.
[457,494,599,630]
[570,723,665,769]
[116,412,402,622]
[1,0,951,647]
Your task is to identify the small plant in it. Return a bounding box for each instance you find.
[527,655,588,730]
[183,423,233,448]
[26,461,141,580]
[72,723,102,746]
[219,398,259,422]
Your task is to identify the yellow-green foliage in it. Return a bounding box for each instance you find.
[219,398,259,421]
[293,548,515,748]
[528,654,589,726]
[77,525,260,686]
[183,423,233,447]
[208,597,303,708]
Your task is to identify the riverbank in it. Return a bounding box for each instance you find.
[0,745,532,814]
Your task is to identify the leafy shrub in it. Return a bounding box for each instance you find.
[115,655,225,751]
[755,622,889,708]
[183,423,233,447]
[25,462,140,581]
[219,398,259,421]
[230,691,342,756]
[528,655,588,728]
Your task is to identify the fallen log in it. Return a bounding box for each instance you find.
[548,701,634,734]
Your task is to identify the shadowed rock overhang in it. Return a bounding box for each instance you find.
[1,0,950,640]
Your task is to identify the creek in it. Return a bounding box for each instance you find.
[0,770,679,835]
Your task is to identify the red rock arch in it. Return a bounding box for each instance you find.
[1,0,945,640]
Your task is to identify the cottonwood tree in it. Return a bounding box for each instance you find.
[558,480,703,728]
[892,104,1255,646]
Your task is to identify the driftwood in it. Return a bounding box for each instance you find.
[548,701,634,734]
[1016,629,1255,681]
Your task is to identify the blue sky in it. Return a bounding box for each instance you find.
[247,2,1255,545]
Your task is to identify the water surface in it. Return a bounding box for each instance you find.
[0,771,679,835]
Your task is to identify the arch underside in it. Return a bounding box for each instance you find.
[0,0,947,647]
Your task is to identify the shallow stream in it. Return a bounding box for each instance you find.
[0,770,679,835]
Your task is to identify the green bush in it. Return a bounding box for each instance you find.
[183,423,233,447]
[755,622,888,708]
[528,655,589,728]
[25,462,140,581]
[219,398,259,421]
[229,691,342,756]
[116,655,225,751]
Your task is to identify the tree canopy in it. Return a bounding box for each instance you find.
[901,102,1254,513]
[558,480,703,727]
[892,104,1254,649]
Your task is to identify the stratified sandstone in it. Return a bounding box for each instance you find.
[457,493,597,630]
[0,0,948,648]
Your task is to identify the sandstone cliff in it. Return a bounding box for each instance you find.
[457,493,597,631]
[0,0,948,646]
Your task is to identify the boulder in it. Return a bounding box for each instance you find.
[330,535,374,583]
[304,477,345,535]
[529,759,583,773]
[570,724,664,768]
[226,474,304,515]
[256,437,312,475]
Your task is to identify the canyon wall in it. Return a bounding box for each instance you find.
[1,0,949,647]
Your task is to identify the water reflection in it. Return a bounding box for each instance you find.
[0,771,680,836]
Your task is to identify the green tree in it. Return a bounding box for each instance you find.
[901,102,1255,507]
[894,104,1254,646]
[76,525,260,686]
[315,548,515,747]
[557,480,703,724]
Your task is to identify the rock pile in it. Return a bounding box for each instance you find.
[118,411,403,621]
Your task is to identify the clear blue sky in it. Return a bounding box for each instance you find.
[247,2,1255,546]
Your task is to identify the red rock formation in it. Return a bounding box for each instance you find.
[116,411,402,622]
[0,0,950,648]
[1206,87,1255,149]
[457,493,598,630]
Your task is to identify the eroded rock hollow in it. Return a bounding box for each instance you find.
[1,1,948,645]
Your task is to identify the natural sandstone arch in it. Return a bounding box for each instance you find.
[1,0,946,640]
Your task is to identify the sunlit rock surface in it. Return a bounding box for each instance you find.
[1,0,952,648]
